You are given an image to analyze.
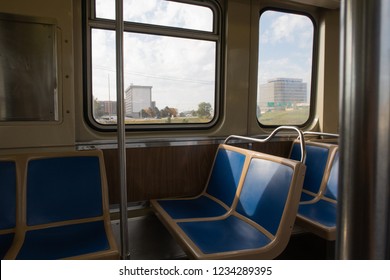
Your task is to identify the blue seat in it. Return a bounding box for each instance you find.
[154,151,306,259]
[290,141,337,202]
[151,144,247,219]
[4,150,119,260]
[296,150,339,240]
[0,159,17,260]
[322,151,339,201]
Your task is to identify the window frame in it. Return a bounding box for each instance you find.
[256,7,318,128]
[83,0,224,131]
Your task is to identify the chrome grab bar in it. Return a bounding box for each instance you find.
[223,126,306,163]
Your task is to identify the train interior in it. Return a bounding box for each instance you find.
[1,0,389,260]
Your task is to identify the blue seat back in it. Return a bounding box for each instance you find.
[235,158,294,235]
[323,151,339,200]
[206,148,246,207]
[290,143,329,194]
[0,160,17,259]
[0,161,16,230]
[26,156,103,226]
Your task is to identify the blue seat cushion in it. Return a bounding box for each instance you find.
[298,200,336,228]
[206,148,246,207]
[155,147,245,220]
[235,158,293,235]
[178,216,271,254]
[290,143,329,195]
[156,195,227,219]
[0,233,14,259]
[26,156,103,225]
[16,221,110,260]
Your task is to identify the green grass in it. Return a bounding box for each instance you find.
[258,107,310,126]
[124,117,212,124]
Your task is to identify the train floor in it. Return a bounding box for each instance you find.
[111,211,186,260]
[111,210,335,260]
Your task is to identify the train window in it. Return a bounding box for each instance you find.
[96,0,213,32]
[257,10,314,126]
[86,0,221,128]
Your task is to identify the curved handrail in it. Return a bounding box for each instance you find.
[223,126,306,163]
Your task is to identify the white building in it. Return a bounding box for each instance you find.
[125,85,152,118]
[258,78,307,112]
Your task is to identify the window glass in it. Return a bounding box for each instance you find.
[95,0,115,20]
[95,0,213,31]
[89,0,219,126]
[257,10,314,126]
[91,29,116,122]
[124,0,213,32]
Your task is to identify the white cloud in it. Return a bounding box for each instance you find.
[259,58,310,83]
[261,12,313,48]
[123,0,212,32]
[95,0,115,19]
[123,0,158,22]
[121,34,215,111]
[91,22,215,112]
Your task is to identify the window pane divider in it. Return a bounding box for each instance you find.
[88,21,219,41]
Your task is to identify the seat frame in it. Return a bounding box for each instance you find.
[295,148,339,240]
[1,150,119,260]
[152,147,306,259]
[151,144,253,220]
[290,140,338,203]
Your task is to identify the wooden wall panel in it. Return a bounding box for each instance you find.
[103,141,293,205]
[251,141,293,157]
[103,144,218,204]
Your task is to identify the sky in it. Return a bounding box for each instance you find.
[91,0,314,113]
[92,0,215,113]
[258,10,314,100]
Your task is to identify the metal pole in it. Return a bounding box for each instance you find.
[116,0,130,259]
[338,0,390,259]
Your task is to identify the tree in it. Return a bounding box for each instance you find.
[197,102,213,118]
[93,98,105,118]
[160,106,178,118]
[140,109,147,118]
[152,106,161,118]
[168,107,178,117]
